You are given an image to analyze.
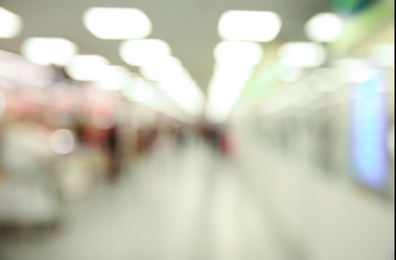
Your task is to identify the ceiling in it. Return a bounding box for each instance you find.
[0,0,330,92]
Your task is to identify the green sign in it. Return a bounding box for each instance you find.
[332,0,379,14]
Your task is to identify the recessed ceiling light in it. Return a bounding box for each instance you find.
[279,42,326,68]
[124,77,158,103]
[218,10,282,42]
[139,56,184,81]
[157,73,204,116]
[0,7,22,38]
[83,8,152,39]
[206,66,253,123]
[214,41,264,68]
[21,38,78,66]
[96,65,130,90]
[66,55,109,81]
[119,39,171,66]
[305,13,344,43]
[123,77,192,121]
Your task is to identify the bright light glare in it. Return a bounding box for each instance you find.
[214,41,264,68]
[139,56,184,81]
[305,13,344,43]
[66,55,109,81]
[119,39,171,67]
[49,129,75,154]
[334,59,375,83]
[96,65,130,90]
[83,8,152,39]
[21,38,78,66]
[372,43,395,68]
[124,79,190,122]
[157,73,204,116]
[124,77,159,104]
[0,8,22,38]
[213,65,253,83]
[279,42,326,68]
[218,10,282,42]
[135,54,204,116]
[207,66,253,122]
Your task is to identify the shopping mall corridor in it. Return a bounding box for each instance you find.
[0,137,295,260]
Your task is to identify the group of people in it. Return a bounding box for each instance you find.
[196,122,232,156]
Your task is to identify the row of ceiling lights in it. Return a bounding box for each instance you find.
[0,7,348,123]
[0,7,344,83]
[1,7,393,122]
[206,10,393,123]
[0,7,204,121]
[206,10,344,122]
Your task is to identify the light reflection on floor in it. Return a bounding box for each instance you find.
[0,138,293,260]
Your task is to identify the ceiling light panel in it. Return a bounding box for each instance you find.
[83,8,152,39]
[96,65,130,90]
[66,55,109,81]
[21,38,78,66]
[206,67,253,123]
[124,77,159,103]
[120,39,172,67]
[0,7,22,38]
[279,42,326,68]
[305,13,344,43]
[139,56,184,81]
[156,73,205,116]
[214,41,264,68]
[123,77,192,122]
[218,10,282,42]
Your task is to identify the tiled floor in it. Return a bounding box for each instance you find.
[0,138,294,260]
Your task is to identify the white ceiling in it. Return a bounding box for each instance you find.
[0,0,330,92]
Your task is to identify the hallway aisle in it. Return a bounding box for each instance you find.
[0,139,293,260]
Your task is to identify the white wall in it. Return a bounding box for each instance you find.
[231,122,394,260]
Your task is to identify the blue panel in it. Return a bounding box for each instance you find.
[351,69,388,189]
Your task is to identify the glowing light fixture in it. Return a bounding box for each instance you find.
[49,129,75,155]
[139,56,184,81]
[124,77,158,103]
[21,38,78,66]
[83,8,152,39]
[123,78,191,122]
[279,42,326,68]
[0,7,22,38]
[371,43,395,68]
[157,73,204,116]
[119,39,171,67]
[214,41,264,68]
[218,10,282,42]
[335,59,375,83]
[206,66,253,122]
[305,13,344,43]
[96,65,130,90]
[66,55,109,81]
